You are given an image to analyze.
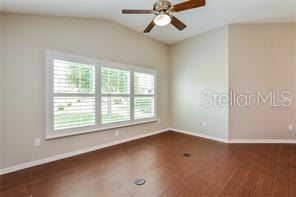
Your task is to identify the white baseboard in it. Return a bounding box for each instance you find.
[229,139,296,144]
[169,128,229,143]
[170,128,296,144]
[0,128,169,175]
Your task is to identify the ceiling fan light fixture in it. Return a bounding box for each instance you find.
[154,13,171,26]
[122,0,206,33]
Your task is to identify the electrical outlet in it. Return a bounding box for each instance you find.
[202,121,207,128]
[34,138,41,147]
[115,130,120,136]
[158,119,161,123]
[289,124,294,131]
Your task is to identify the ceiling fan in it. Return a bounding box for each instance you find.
[122,0,206,33]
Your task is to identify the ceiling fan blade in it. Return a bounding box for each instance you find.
[143,20,155,33]
[172,0,206,12]
[122,9,153,14]
[171,16,187,31]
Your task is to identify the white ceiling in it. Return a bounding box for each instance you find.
[1,0,296,45]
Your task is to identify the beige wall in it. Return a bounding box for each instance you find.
[294,24,296,128]
[170,24,296,141]
[229,24,296,140]
[0,13,4,168]
[170,27,229,140]
[1,13,170,168]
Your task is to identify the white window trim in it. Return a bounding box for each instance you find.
[45,50,157,139]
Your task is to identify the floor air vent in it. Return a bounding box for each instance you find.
[183,153,191,157]
[134,178,146,186]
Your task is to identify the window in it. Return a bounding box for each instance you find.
[101,67,131,124]
[134,72,155,120]
[52,60,96,131]
[46,51,157,138]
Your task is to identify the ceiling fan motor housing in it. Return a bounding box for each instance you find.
[154,0,173,15]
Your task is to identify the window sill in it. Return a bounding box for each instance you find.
[45,119,158,140]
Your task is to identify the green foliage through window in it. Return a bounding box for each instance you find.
[68,64,94,93]
[101,67,130,94]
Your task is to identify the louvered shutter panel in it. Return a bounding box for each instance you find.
[101,67,131,124]
[134,72,155,119]
[53,59,96,130]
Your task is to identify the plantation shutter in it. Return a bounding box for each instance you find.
[134,72,155,119]
[53,59,96,130]
[100,67,131,124]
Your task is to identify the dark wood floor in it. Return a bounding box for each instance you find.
[0,131,295,197]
